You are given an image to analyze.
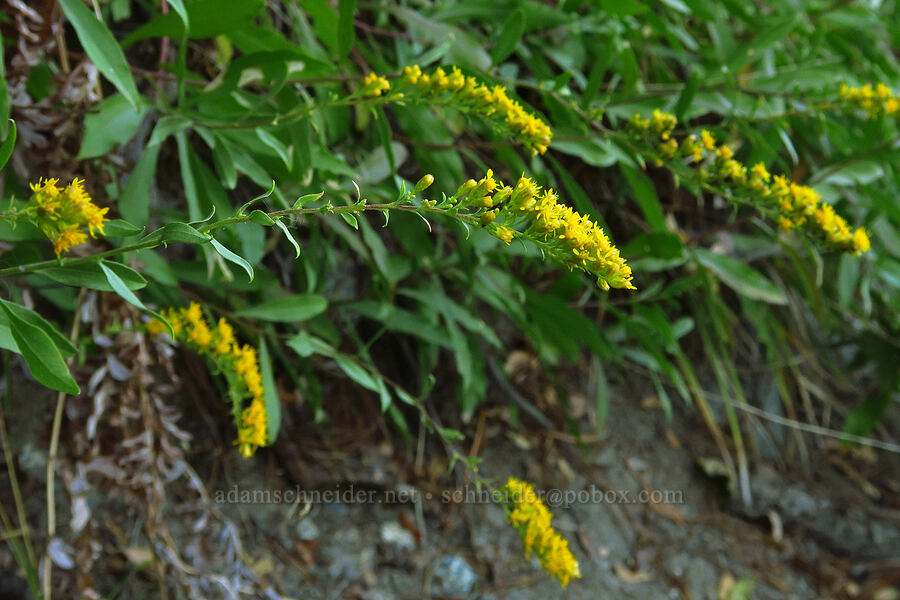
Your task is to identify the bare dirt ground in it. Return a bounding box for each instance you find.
[2,332,899,600]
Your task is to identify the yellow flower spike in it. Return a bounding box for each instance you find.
[840,82,900,118]
[628,111,869,255]
[501,478,581,588]
[852,228,871,254]
[146,306,269,457]
[237,397,268,458]
[467,171,634,290]
[387,65,552,154]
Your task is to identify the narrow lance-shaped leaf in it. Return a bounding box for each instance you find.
[491,9,526,65]
[235,294,327,322]
[0,40,8,139]
[274,219,302,259]
[258,338,281,443]
[693,249,788,305]
[57,0,141,110]
[337,0,356,60]
[167,0,190,31]
[210,238,254,281]
[99,260,174,335]
[0,120,15,172]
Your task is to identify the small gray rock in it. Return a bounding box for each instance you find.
[430,555,477,598]
[379,522,416,553]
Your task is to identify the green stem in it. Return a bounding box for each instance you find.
[0,202,474,279]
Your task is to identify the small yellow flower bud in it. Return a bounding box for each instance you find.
[454,179,478,199]
[480,210,497,225]
[493,186,512,205]
[414,174,434,193]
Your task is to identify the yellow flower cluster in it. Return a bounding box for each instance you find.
[398,65,553,155]
[627,112,870,255]
[500,477,581,588]
[25,178,108,257]
[454,170,634,290]
[147,302,268,457]
[361,72,390,97]
[839,83,900,118]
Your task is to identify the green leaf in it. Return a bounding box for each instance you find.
[77,94,147,159]
[119,142,160,227]
[0,300,76,357]
[0,120,15,173]
[123,0,264,44]
[256,129,292,170]
[694,249,788,305]
[0,300,79,395]
[491,9,526,65]
[236,180,276,215]
[99,260,173,334]
[620,164,666,231]
[210,238,254,281]
[274,220,301,259]
[148,115,191,146]
[248,210,275,226]
[167,0,190,31]
[286,331,335,358]
[41,261,147,292]
[340,212,359,230]
[58,0,141,111]
[337,0,357,60]
[300,0,339,56]
[258,338,281,443]
[140,222,211,245]
[293,191,324,209]
[673,70,699,122]
[600,0,649,16]
[334,355,379,391]
[102,219,145,238]
[235,294,327,322]
[0,42,8,139]
[0,323,17,353]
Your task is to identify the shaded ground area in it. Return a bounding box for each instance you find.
[2,332,899,599]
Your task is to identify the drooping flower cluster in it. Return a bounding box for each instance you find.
[839,83,900,118]
[23,178,109,257]
[147,303,268,457]
[449,170,634,290]
[499,477,581,588]
[627,111,871,255]
[391,65,552,155]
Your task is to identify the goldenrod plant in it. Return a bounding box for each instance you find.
[499,477,582,588]
[1,1,899,597]
[626,110,871,255]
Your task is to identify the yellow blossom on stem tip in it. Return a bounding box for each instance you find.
[500,478,581,588]
[147,303,269,457]
[839,82,900,118]
[394,64,552,154]
[25,178,109,257]
[457,171,634,290]
[361,72,390,96]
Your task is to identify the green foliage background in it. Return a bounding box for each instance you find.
[1,0,898,478]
